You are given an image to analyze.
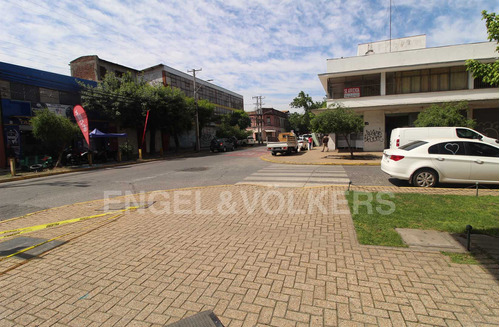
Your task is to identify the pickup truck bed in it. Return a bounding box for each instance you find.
[267,133,298,156]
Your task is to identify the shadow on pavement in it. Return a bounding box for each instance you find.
[452,232,499,280]
[388,178,499,190]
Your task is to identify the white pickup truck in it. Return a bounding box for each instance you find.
[267,133,298,156]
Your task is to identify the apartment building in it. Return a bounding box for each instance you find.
[318,35,499,151]
[70,56,243,116]
[247,108,289,141]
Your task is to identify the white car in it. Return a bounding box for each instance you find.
[381,139,499,187]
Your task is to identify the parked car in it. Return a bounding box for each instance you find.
[210,138,234,152]
[389,127,498,149]
[240,136,256,146]
[381,139,499,187]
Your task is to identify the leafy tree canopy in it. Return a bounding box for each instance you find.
[465,10,499,86]
[288,111,314,134]
[80,72,146,128]
[414,101,476,128]
[221,110,251,130]
[311,104,363,158]
[290,91,326,112]
[215,124,249,139]
[31,109,80,166]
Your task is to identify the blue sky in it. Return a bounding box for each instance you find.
[0,0,498,112]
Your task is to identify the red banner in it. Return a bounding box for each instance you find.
[73,105,90,146]
[141,110,150,147]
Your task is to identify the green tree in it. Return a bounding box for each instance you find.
[222,110,251,130]
[414,101,476,128]
[311,104,363,159]
[215,123,249,140]
[290,91,325,133]
[288,111,315,134]
[216,110,251,140]
[290,91,326,112]
[31,109,80,167]
[80,72,145,129]
[465,10,499,86]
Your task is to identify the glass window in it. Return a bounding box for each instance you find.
[387,66,467,95]
[428,142,466,155]
[328,74,380,99]
[465,142,499,157]
[400,140,428,151]
[456,128,482,140]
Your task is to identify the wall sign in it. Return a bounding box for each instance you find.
[344,87,360,98]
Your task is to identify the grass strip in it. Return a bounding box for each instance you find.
[345,191,499,247]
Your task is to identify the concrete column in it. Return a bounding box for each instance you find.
[468,71,474,90]
[380,72,386,95]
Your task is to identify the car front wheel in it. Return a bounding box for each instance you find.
[412,169,438,187]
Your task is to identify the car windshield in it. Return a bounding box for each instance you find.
[399,140,428,151]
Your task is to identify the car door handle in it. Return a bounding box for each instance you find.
[436,157,445,161]
[474,159,484,164]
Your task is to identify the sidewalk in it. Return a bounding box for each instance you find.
[0,185,497,326]
[0,149,214,184]
[261,148,382,166]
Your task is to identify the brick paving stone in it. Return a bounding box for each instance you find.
[0,184,497,326]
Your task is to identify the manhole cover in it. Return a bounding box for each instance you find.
[178,167,209,172]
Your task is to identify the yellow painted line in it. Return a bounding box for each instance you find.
[0,213,124,262]
[0,206,139,239]
[0,184,236,226]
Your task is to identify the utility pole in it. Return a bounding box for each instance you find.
[252,95,264,144]
[188,68,202,151]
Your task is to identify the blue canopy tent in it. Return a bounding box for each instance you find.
[89,129,127,138]
[88,129,129,162]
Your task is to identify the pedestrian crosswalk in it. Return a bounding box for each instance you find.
[237,164,350,187]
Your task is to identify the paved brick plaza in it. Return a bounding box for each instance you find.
[0,185,498,326]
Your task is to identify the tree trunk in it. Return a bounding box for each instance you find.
[149,126,156,155]
[55,145,66,167]
[173,133,180,152]
[343,134,354,159]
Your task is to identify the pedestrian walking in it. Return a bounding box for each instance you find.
[308,136,313,150]
[321,134,329,152]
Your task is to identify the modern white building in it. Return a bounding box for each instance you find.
[318,35,499,151]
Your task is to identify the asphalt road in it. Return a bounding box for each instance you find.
[0,147,272,220]
[2,146,490,220]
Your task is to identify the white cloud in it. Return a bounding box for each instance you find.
[0,0,497,111]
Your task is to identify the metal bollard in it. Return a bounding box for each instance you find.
[476,182,479,197]
[347,181,352,192]
[139,149,142,160]
[9,158,16,176]
[466,225,472,251]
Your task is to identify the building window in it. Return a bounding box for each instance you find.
[99,66,107,79]
[386,66,468,95]
[266,117,271,124]
[474,77,499,89]
[328,74,380,99]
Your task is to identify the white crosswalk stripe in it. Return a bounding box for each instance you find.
[237,164,350,187]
